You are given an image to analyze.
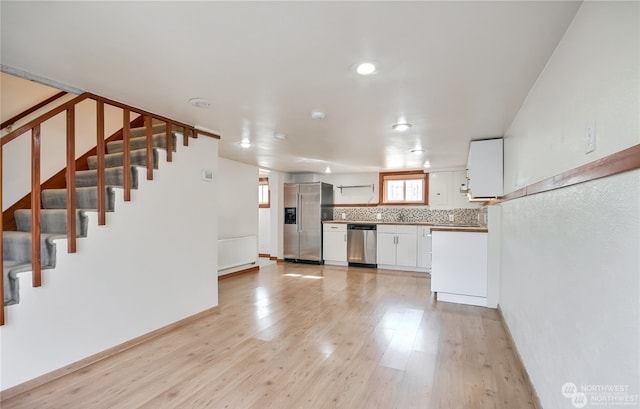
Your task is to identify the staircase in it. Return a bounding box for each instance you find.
[2,122,176,306]
[0,93,219,325]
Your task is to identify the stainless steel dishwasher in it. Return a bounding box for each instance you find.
[347,224,377,267]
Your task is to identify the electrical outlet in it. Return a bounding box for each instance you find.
[376,213,382,220]
[341,213,346,220]
[585,120,596,153]
[448,214,455,222]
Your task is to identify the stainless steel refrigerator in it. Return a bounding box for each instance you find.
[284,182,334,263]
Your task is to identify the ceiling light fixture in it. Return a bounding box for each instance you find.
[273,132,286,141]
[423,161,431,168]
[325,166,332,174]
[411,149,425,154]
[356,62,376,75]
[240,140,251,149]
[189,97,211,109]
[392,122,412,132]
[311,111,326,120]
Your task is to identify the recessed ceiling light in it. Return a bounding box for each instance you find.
[423,161,431,168]
[311,111,326,120]
[356,62,376,75]
[239,140,251,149]
[274,132,286,141]
[392,122,412,132]
[189,98,211,109]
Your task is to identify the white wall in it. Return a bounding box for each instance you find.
[0,136,219,390]
[288,172,378,205]
[217,158,259,272]
[499,2,640,408]
[1,71,63,123]
[217,158,258,240]
[258,207,270,254]
[504,1,639,191]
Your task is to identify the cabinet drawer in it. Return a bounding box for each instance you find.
[377,224,397,234]
[323,223,347,232]
[396,225,417,235]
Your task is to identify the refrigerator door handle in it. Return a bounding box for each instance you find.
[298,193,302,232]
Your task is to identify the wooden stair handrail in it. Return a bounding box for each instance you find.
[0,91,220,325]
[0,91,68,131]
[1,92,220,147]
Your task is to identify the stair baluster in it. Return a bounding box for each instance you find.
[123,108,132,202]
[96,101,106,226]
[145,116,153,180]
[66,106,77,253]
[31,125,42,287]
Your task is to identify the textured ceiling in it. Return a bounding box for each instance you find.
[1,1,581,173]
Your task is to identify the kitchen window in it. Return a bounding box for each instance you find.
[259,178,270,208]
[379,171,428,205]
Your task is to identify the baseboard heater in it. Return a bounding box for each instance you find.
[218,235,257,271]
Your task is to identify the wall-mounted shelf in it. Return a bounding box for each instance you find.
[336,184,375,193]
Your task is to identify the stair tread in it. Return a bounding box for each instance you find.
[74,166,139,189]
[87,148,158,170]
[14,208,89,237]
[41,186,116,211]
[107,132,177,154]
[129,122,170,137]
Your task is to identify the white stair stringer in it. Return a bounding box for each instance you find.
[0,136,219,391]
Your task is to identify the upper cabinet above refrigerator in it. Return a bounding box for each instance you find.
[466,138,504,200]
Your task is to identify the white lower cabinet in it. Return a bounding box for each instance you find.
[431,230,488,306]
[377,225,418,271]
[323,223,347,265]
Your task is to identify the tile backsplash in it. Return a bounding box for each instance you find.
[333,206,484,225]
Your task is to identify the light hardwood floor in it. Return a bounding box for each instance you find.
[2,263,537,409]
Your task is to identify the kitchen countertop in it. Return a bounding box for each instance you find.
[323,220,487,231]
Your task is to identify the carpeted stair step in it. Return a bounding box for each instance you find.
[129,122,171,138]
[3,231,59,267]
[106,132,177,154]
[14,209,89,237]
[3,260,30,306]
[87,148,158,170]
[3,232,60,305]
[41,186,115,211]
[73,166,139,189]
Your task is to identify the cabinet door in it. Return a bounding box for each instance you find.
[323,231,347,262]
[376,233,397,265]
[417,226,432,270]
[428,172,451,208]
[432,231,488,296]
[395,233,417,267]
[468,139,503,197]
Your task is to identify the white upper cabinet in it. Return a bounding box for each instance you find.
[429,170,480,209]
[467,138,503,199]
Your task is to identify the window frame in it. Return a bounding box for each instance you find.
[378,170,429,205]
[258,177,270,208]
